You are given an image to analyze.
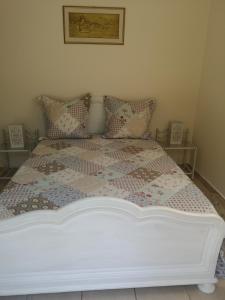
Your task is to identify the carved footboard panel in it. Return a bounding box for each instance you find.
[0,197,224,296]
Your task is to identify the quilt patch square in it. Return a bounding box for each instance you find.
[129,168,161,182]
[110,160,139,174]
[32,144,59,156]
[26,177,60,194]
[72,140,101,151]
[73,159,103,175]
[140,184,175,204]
[88,183,130,199]
[92,168,123,181]
[35,161,65,175]
[167,183,216,214]
[121,146,144,155]
[60,145,84,156]
[0,184,37,208]
[48,141,72,150]
[47,168,85,185]
[40,185,88,206]
[109,175,146,192]
[105,150,133,161]
[150,172,189,192]
[77,150,99,161]
[125,192,154,207]
[49,155,103,175]
[23,155,50,169]
[71,176,106,193]
[0,205,14,220]
[9,195,58,215]
[91,155,119,167]
[134,139,160,150]
[104,139,134,150]
[12,166,46,185]
[145,155,176,173]
[134,149,164,166]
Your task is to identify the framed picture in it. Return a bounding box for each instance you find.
[169,121,184,145]
[8,125,25,149]
[63,6,125,45]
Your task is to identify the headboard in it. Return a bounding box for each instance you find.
[88,96,105,134]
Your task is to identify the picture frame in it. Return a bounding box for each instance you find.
[8,125,25,149]
[169,121,184,145]
[63,6,125,45]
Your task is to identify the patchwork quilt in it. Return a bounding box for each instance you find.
[0,135,216,220]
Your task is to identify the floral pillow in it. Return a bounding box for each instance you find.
[40,94,91,139]
[103,96,156,139]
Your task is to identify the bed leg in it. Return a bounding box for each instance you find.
[197,283,215,294]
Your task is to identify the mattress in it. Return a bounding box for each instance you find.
[0,135,216,220]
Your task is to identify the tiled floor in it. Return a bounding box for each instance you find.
[193,173,225,220]
[0,281,225,300]
[0,174,225,299]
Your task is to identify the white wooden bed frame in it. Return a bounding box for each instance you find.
[0,197,224,296]
[0,97,224,296]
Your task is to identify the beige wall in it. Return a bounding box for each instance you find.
[0,0,210,138]
[193,0,225,197]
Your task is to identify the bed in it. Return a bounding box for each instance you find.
[0,134,224,296]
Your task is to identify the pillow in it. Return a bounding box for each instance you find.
[103,96,156,139]
[39,94,91,139]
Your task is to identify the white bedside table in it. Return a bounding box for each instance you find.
[156,128,197,179]
[0,128,39,180]
[0,148,31,180]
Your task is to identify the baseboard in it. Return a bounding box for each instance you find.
[195,169,225,201]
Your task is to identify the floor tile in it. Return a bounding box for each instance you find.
[0,297,26,300]
[28,292,81,300]
[185,279,225,300]
[135,286,189,300]
[82,289,135,300]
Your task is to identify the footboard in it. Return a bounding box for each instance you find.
[0,197,224,296]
